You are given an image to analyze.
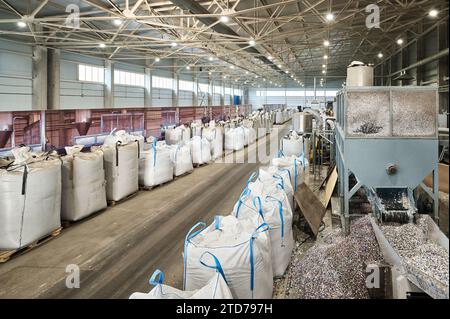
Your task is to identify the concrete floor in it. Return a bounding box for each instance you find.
[0,123,291,299]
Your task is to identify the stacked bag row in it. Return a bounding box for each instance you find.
[130,152,306,299]
[0,130,143,250]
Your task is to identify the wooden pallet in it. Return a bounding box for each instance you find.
[193,162,209,168]
[174,170,193,180]
[0,227,62,263]
[107,191,139,207]
[61,208,107,228]
[139,182,169,191]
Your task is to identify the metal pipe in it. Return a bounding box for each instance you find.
[386,48,449,78]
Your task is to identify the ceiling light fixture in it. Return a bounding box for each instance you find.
[396,38,404,45]
[377,52,383,59]
[326,13,334,21]
[323,55,328,59]
[17,21,27,28]
[113,18,123,26]
[98,43,106,48]
[155,57,160,62]
[248,39,256,46]
[208,56,214,61]
[429,9,438,18]
[220,15,230,23]
[171,42,178,47]
[323,40,330,47]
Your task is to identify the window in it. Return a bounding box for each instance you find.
[224,87,232,95]
[152,76,173,89]
[213,86,222,95]
[114,70,145,87]
[286,90,304,97]
[198,83,210,94]
[179,80,195,92]
[78,64,104,83]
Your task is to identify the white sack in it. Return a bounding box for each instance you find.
[190,136,211,165]
[61,150,107,221]
[271,155,305,192]
[184,216,273,299]
[165,125,191,145]
[101,141,139,202]
[224,127,245,151]
[139,142,174,187]
[281,133,304,157]
[0,157,62,249]
[130,268,233,299]
[202,127,223,160]
[169,144,193,176]
[259,166,294,210]
[232,179,294,276]
[244,127,256,146]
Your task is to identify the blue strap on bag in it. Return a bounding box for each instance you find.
[265,196,285,246]
[183,221,207,290]
[149,269,164,286]
[294,159,298,192]
[249,222,270,297]
[272,173,285,189]
[246,171,258,187]
[214,216,222,230]
[151,140,157,167]
[252,196,264,220]
[235,187,252,217]
[199,251,228,285]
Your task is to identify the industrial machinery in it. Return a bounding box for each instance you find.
[292,112,313,134]
[335,86,439,233]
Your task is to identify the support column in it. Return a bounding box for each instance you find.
[32,46,47,110]
[144,67,152,106]
[208,74,212,106]
[193,74,199,106]
[104,60,114,108]
[172,61,179,107]
[220,78,224,106]
[47,48,60,110]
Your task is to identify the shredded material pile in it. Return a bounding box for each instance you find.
[284,217,382,299]
[381,216,449,289]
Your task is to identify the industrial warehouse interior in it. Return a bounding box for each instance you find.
[0,0,449,304]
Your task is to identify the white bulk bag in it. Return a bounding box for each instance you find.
[271,155,305,192]
[281,133,303,157]
[0,157,61,249]
[61,149,107,221]
[190,136,211,165]
[191,122,203,137]
[184,216,273,299]
[259,166,294,210]
[130,266,233,299]
[275,111,283,124]
[165,125,191,145]
[139,142,174,187]
[243,127,256,146]
[101,141,139,202]
[232,184,294,277]
[224,127,245,151]
[169,144,193,177]
[202,127,223,160]
[165,127,181,145]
